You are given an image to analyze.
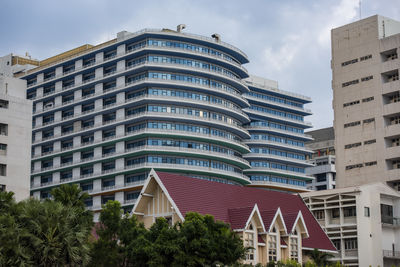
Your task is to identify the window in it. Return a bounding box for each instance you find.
[332,208,340,218]
[268,234,277,261]
[316,185,327,190]
[314,210,325,220]
[345,163,363,170]
[381,204,394,224]
[343,207,356,217]
[244,230,255,261]
[344,238,358,250]
[0,184,5,192]
[341,58,358,66]
[84,197,93,207]
[60,170,72,180]
[0,164,6,176]
[81,166,93,176]
[360,54,372,61]
[0,99,9,109]
[81,150,94,160]
[0,123,8,136]
[102,194,115,204]
[316,173,326,182]
[362,96,374,103]
[392,138,400,147]
[365,161,377,166]
[62,94,74,104]
[81,183,93,192]
[333,240,341,250]
[390,115,400,125]
[290,236,299,261]
[364,139,376,145]
[343,100,360,107]
[344,142,362,149]
[0,143,7,155]
[344,121,360,128]
[81,134,94,144]
[393,160,400,169]
[102,145,115,155]
[61,139,73,149]
[361,75,373,82]
[82,87,95,97]
[389,92,400,103]
[364,207,370,217]
[363,118,375,124]
[342,79,359,87]
[102,161,115,172]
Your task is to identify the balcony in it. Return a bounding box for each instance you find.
[32,144,249,176]
[244,94,312,115]
[381,216,400,227]
[243,108,312,128]
[244,139,312,153]
[244,167,312,180]
[243,153,312,167]
[245,125,312,141]
[383,250,400,259]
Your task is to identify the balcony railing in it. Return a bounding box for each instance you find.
[381,216,400,226]
[383,249,400,258]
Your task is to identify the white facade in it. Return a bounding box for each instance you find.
[305,127,336,190]
[302,183,400,267]
[0,72,32,201]
[332,15,400,188]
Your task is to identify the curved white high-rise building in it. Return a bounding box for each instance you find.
[7,27,314,214]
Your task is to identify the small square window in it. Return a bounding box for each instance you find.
[364,207,370,217]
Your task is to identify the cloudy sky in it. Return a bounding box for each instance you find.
[1,0,399,129]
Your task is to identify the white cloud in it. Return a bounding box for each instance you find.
[317,0,359,47]
[262,34,302,71]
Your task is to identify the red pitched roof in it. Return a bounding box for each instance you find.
[260,209,278,231]
[228,206,253,230]
[155,171,336,252]
[283,212,300,233]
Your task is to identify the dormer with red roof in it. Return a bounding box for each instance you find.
[132,170,336,265]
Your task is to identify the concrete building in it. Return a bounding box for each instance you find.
[302,183,400,267]
[331,15,400,188]
[0,71,32,201]
[5,27,313,217]
[16,28,254,215]
[133,170,336,265]
[305,127,336,190]
[243,76,314,193]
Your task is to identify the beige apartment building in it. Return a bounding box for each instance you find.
[0,68,32,201]
[332,15,400,188]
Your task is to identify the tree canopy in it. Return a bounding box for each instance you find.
[90,201,247,267]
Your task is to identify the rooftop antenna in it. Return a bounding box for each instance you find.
[359,0,362,20]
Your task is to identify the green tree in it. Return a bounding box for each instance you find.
[175,212,247,266]
[305,248,334,266]
[0,189,93,267]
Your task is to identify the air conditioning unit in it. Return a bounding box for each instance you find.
[44,102,54,109]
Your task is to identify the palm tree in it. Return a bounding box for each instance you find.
[305,248,334,266]
[20,198,92,266]
[51,183,90,209]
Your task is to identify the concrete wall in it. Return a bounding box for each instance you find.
[0,75,32,201]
